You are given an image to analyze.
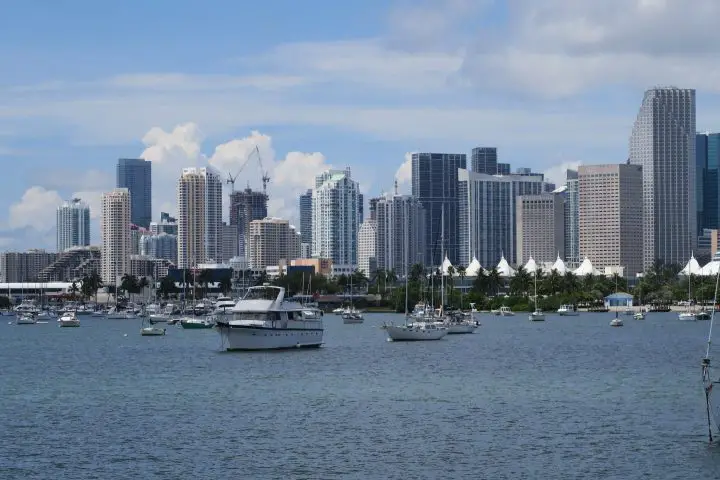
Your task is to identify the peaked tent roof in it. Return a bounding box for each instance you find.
[496,255,516,278]
[524,257,540,274]
[701,259,720,277]
[550,255,567,274]
[441,255,453,276]
[573,257,601,276]
[466,256,483,277]
[679,254,703,276]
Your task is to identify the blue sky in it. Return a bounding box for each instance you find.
[2,0,720,251]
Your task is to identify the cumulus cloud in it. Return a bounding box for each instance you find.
[9,186,63,230]
[394,152,413,192]
[543,161,582,188]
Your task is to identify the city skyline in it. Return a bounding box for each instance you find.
[5,1,720,251]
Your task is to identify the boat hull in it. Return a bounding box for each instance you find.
[446,324,477,334]
[385,325,447,341]
[59,320,80,327]
[342,317,364,324]
[141,327,166,336]
[679,313,697,322]
[529,314,545,322]
[217,324,323,350]
[557,311,579,316]
[15,318,37,325]
[180,319,214,329]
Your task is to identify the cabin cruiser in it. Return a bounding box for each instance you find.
[212,296,236,315]
[215,285,324,350]
[58,311,80,327]
[341,307,364,324]
[557,304,579,316]
[14,300,40,315]
[15,313,37,325]
[443,310,478,334]
[492,306,514,316]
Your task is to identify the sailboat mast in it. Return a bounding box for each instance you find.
[440,205,445,316]
[404,202,409,317]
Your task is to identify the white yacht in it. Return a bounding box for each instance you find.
[342,307,364,324]
[679,311,697,322]
[610,315,624,327]
[634,311,646,320]
[384,320,448,341]
[14,300,40,315]
[215,286,324,350]
[16,313,37,325]
[213,296,236,315]
[557,304,580,316]
[498,306,514,317]
[58,311,80,327]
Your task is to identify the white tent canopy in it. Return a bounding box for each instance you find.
[550,255,567,275]
[465,256,483,277]
[496,255,516,278]
[701,259,720,277]
[524,257,540,275]
[574,257,601,276]
[679,254,703,276]
[441,255,453,276]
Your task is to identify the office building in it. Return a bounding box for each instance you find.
[471,147,498,174]
[221,222,239,264]
[116,158,152,228]
[564,170,580,267]
[101,188,131,284]
[458,169,546,267]
[56,198,91,252]
[374,194,426,278]
[696,132,720,233]
[357,219,377,277]
[312,168,361,266]
[248,217,297,270]
[578,164,644,277]
[150,212,178,236]
[411,152,467,265]
[230,187,268,258]
[177,167,223,269]
[299,189,313,246]
[629,87,696,270]
[516,194,565,265]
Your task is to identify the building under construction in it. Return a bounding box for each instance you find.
[229,188,268,258]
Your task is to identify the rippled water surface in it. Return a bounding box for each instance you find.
[2,311,720,479]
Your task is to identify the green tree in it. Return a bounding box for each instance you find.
[158,275,177,299]
[69,281,79,300]
[456,265,467,308]
[120,274,138,302]
[487,268,502,296]
[80,275,95,300]
[137,277,150,301]
[219,274,233,295]
[510,266,532,297]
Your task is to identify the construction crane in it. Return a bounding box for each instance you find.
[226,145,271,195]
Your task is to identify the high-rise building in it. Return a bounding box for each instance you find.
[564,170,580,267]
[312,168,361,266]
[130,224,149,255]
[229,187,268,258]
[248,217,296,270]
[116,158,152,228]
[374,194,426,278]
[101,188,131,284]
[411,152,467,266]
[629,87,696,270]
[357,219,377,277]
[177,167,223,269]
[579,164,644,277]
[56,198,91,252]
[515,194,565,265]
[496,163,511,175]
[299,189,313,246]
[150,212,178,236]
[696,132,720,233]
[458,169,546,267]
[140,232,178,265]
[471,147,497,174]
[221,222,239,263]
[0,250,58,283]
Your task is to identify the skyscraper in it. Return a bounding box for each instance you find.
[56,198,91,252]
[515,194,565,266]
[471,147,498,174]
[149,212,178,236]
[248,217,297,270]
[458,169,546,267]
[101,188,131,284]
[357,219,377,277]
[116,158,152,228]
[299,189,312,246]
[411,152,467,266]
[312,168,361,266]
[177,167,223,268]
[579,164,644,277]
[696,132,720,233]
[374,194,426,278]
[629,87,696,269]
[563,169,580,267]
[229,187,268,258]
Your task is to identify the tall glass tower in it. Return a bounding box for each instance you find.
[629,87,696,270]
[696,132,720,232]
[56,198,91,252]
[116,158,152,228]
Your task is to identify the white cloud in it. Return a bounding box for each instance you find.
[543,161,582,188]
[9,186,63,230]
[394,152,413,193]
[71,191,104,220]
[39,168,113,192]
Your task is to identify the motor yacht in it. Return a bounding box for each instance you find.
[58,311,80,327]
[557,304,579,316]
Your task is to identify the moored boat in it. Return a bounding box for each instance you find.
[557,304,579,316]
[58,311,80,327]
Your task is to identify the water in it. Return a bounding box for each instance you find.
[2,312,720,479]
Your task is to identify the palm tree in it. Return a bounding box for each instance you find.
[562,271,577,295]
[374,268,386,296]
[386,270,398,297]
[473,270,489,295]
[69,281,79,300]
[137,277,150,302]
[456,265,467,308]
[120,273,138,302]
[219,274,232,295]
[510,265,532,297]
[487,268,502,296]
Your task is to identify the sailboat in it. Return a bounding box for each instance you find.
[528,268,545,321]
[383,203,448,341]
[701,263,720,441]
[342,269,363,324]
[679,272,697,321]
[609,272,623,326]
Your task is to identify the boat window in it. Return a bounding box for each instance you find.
[287,312,294,320]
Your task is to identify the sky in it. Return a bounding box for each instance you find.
[3,0,720,251]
